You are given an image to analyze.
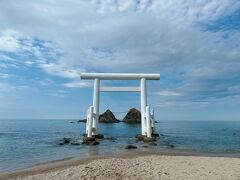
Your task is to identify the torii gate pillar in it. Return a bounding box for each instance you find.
[80,73,160,138]
[140,78,147,135]
[92,78,100,135]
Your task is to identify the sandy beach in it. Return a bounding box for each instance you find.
[1,152,240,180]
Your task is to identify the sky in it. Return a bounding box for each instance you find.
[0,0,240,120]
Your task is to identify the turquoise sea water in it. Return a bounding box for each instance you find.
[0,119,240,173]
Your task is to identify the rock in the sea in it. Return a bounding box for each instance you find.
[63,137,71,143]
[143,136,156,142]
[83,136,95,143]
[92,141,100,145]
[152,133,160,137]
[99,109,120,123]
[77,119,87,123]
[58,137,73,145]
[135,134,145,141]
[58,138,83,146]
[70,139,83,145]
[93,134,104,139]
[125,145,138,149]
[82,137,100,145]
[123,108,141,123]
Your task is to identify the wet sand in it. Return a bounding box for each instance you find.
[1,150,240,180]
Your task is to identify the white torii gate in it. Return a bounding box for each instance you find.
[80,73,160,139]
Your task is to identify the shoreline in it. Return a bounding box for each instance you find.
[1,149,240,180]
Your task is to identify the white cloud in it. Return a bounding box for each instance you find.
[94,0,240,24]
[63,81,91,88]
[0,83,15,92]
[39,63,82,79]
[24,60,35,66]
[228,86,240,94]
[156,91,181,97]
[0,33,20,52]
[0,82,28,92]
[0,0,239,99]
[0,73,12,78]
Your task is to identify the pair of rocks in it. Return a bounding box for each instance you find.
[78,108,143,124]
[99,108,141,123]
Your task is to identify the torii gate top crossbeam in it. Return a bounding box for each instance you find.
[80,73,160,80]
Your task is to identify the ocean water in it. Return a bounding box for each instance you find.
[0,119,240,173]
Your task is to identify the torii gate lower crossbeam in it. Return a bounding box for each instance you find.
[80,73,160,138]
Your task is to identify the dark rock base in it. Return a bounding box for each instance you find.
[58,137,83,145]
[82,137,100,145]
[152,133,160,137]
[83,133,104,139]
[84,136,95,140]
[143,137,156,142]
[135,134,157,142]
[135,134,145,141]
[83,136,95,142]
[93,134,104,139]
[82,134,104,145]
[125,145,138,149]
